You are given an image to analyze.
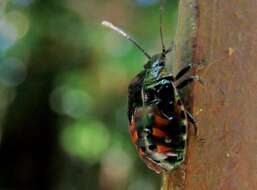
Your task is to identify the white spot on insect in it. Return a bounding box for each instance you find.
[162,112,174,120]
[164,137,172,143]
[151,152,167,160]
[144,128,151,134]
[183,120,187,125]
[166,152,178,157]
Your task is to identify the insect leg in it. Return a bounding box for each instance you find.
[175,64,192,81]
[176,75,200,89]
[186,111,198,135]
[164,41,175,55]
[186,111,197,126]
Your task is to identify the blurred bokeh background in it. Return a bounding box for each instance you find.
[0,0,179,189]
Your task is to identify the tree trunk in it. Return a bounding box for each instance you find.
[163,0,257,189]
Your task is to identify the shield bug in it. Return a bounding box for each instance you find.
[102,1,199,174]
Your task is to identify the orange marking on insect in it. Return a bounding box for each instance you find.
[152,128,167,138]
[129,121,138,143]
[131,130,138,144]
[139,148,145,156]
[154,115,169,127]
[157,145,171,153]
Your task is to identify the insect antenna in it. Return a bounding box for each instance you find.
[160,0,166,54]
[102,21,151,59]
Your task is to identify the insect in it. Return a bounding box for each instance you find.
[102,1,199,174]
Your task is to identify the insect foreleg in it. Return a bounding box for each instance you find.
[175,64,192,81]
[176,75,200,89]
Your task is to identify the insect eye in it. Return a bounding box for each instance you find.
[159,62,165,66]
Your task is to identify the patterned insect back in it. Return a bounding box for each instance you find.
[128,54,189,174]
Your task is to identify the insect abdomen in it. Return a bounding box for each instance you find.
[129,103,188,174]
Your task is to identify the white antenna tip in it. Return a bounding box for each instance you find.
[101,20,128,39]
[101,20,112,27]
[101,20,151,59]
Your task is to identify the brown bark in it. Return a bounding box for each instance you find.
[164,0,257,189]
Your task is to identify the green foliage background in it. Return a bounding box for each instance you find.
[0,0,178,189]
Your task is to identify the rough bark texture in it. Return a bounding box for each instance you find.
[164,0,257,189]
